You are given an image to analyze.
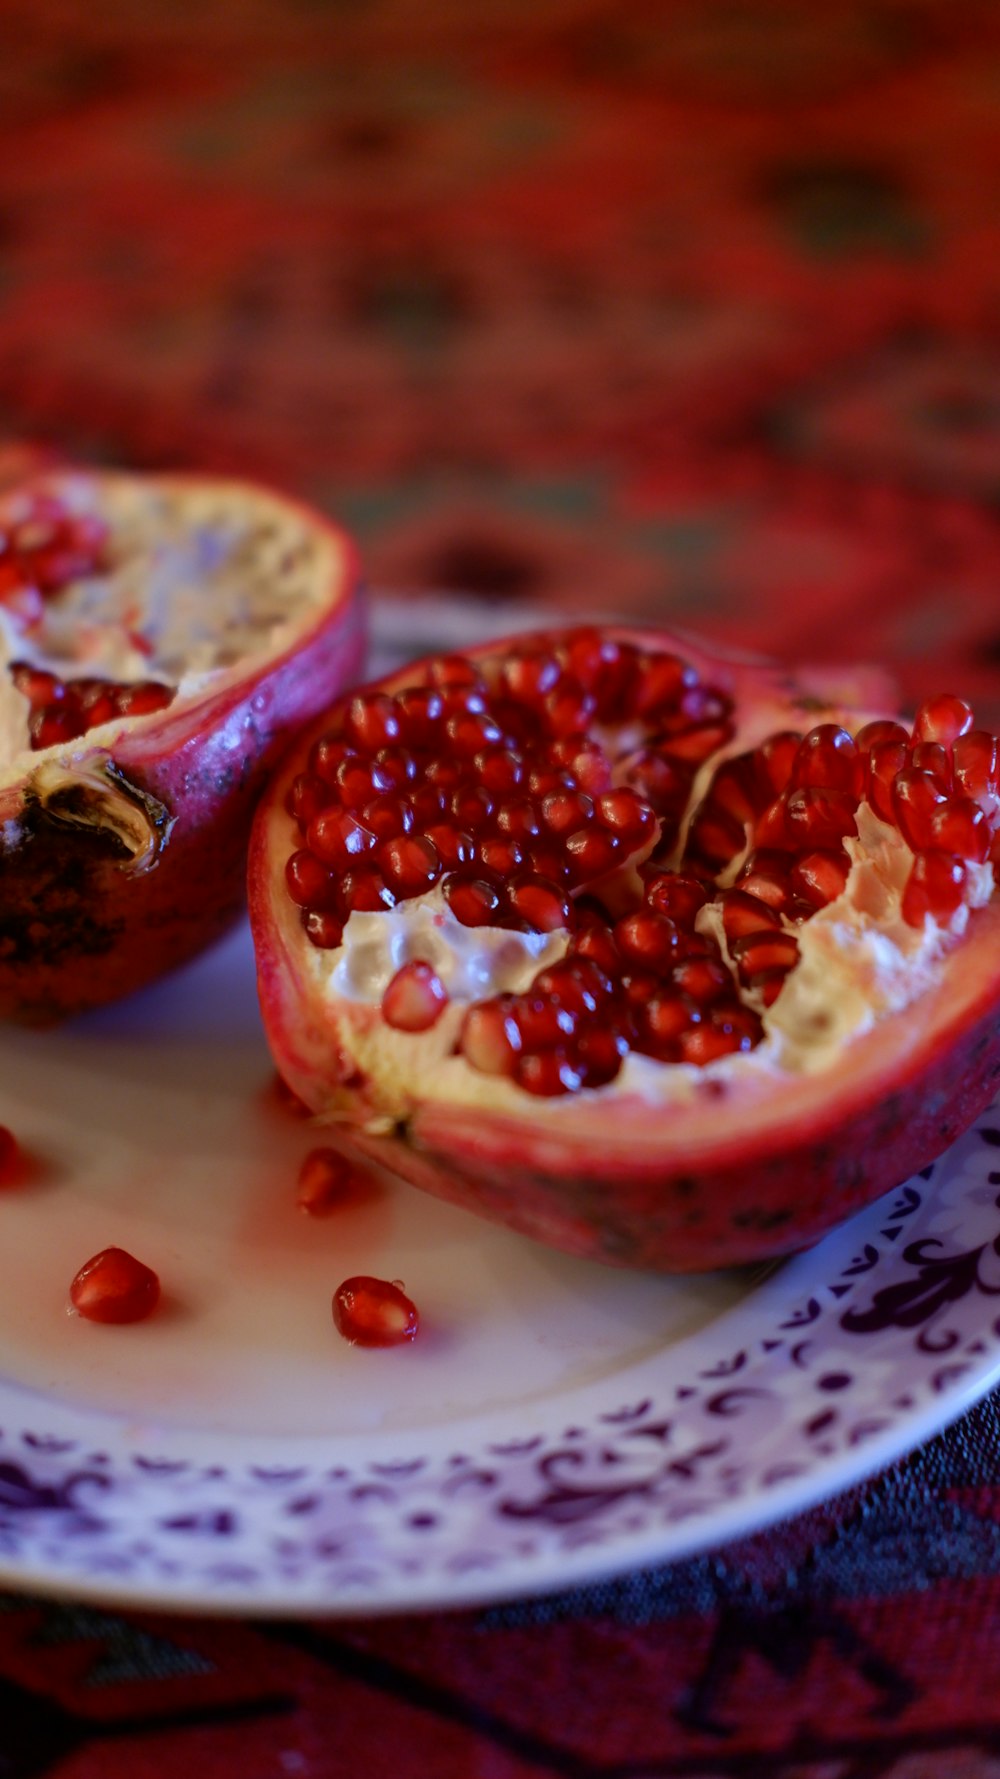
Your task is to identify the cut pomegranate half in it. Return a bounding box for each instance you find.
[249,625,1000,1273]
[0,468,363,1020]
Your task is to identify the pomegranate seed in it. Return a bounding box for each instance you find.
[793,725,858,792]
[720,889,781,940]
[460,998,522,1074]
[672,957,731,1002]
[909,741,952,789]
[514,995,577,1049]
[866,738,909,823]
[297,1146,354,1214]
[287,772,331,827]
[308,807,377,868]
[660,720,734,764]
[302,909,345,948]
[954,730,998,801]
[379,834,441,896]
[332,1276,419,1347]
[614,910,683,971]
[339,868,397,912]
[447,710,504,754]
[755,731,802,796]
[477,834,525,875]
[393,686,445,747]
[29,704,83,748]
[428,824,476,869]
[554,738,613,795]
[426,653,482,690]
[445,873,506,927]
[680,1008,761,1064]
[912,694,975,746]
[0,1124,18,1184]
[476,748,524,793]
[784,788,858,848]
[688,803,747,867]
[286,850,339,910]
[638,992,694,1052]
[564,827,619,884]
[344,692,402,750]
[336,755,397,808]
[450,783,495,829]
[573,925,621,974]
[927,797,990,863]
[633,651,691,718]
[789,849,851,909]
[373,746,417,789]
[594,787,654,843]
[544,682,596,738]
[309,735,356,784]
[516,1051,583,1095]
[529,841,570,882]
[509,875,574,933]
[854,719,909,755]
[410,782,448,824]
[642,872,706,926]
[361,796,415,843]
[542,789,594,836]
[69,1247,160,1324]
[496,798,542,840]
[113,681,174,718]
[575,1026,627,1086]
[624,749,692,814]
[730,930,801,977]
[738,850,794,912]
[902,851,967,926]
[892,770,949,850]
[382,960,449,1031]
[533,959,609,1013]
[502,648,562,702]
[706,757,759,824]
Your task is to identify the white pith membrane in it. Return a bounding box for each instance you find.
[287,664,997,1129]
[0,473,340,786]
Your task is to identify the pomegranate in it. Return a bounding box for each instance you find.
[0,468,363,1020]
[249,625,1000,1272]
[69,1247,161,1324]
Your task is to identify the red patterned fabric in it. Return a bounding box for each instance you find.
[1,3,1000,1774]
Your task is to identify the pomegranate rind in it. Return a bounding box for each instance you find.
[249,625,983,1274]
[0,471,364,1022]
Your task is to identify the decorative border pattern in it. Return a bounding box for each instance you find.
[2,1112,1000,1613]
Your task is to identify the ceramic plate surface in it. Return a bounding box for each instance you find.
[2,919,1000,1617]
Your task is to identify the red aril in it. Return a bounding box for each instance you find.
[0,467,363,1021]
[332,1276,420,1347]
[69,1247,160,1324]
[249,624,1000,1274]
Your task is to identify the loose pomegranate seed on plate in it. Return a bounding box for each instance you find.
[332,1276,420,1347]
[69,1247,161,1324]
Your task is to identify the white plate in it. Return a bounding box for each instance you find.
[1,920,1000,1617]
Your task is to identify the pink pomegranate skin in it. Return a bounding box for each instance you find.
[245,626,997,1274]
[0,474,365,1023]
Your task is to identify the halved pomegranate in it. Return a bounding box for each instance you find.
[249,626,1000,1272]
[0,468,363,1020]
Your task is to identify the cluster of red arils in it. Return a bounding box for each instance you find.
[283,634,734,952]
[9,661,175,750]
[281,633,1000,1100]
[2,493,176,749]
[0,492,108,626]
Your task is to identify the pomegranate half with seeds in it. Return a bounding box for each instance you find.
[249,626,1000,1272]
[0,468,363,1020]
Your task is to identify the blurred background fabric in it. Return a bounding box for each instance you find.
[0,0,998,713]
[1,3,1000,1776]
